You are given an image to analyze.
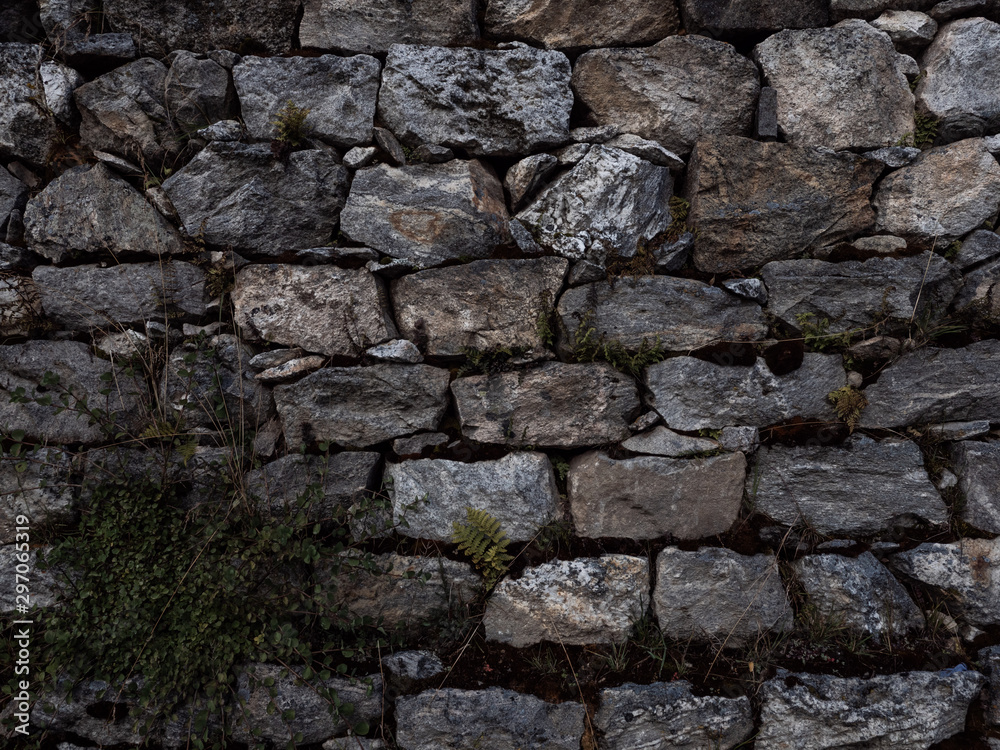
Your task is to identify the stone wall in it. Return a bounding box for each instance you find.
[2,0,1000,747]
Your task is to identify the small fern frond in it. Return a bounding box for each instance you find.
[828,386,868,433]
[451,507,514,586]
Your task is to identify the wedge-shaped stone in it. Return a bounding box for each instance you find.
[871,10,939,53]
[621,426,719,457]
[757,669,984,750]
[951,441,1000,534]
[485,555,649,646]
[646,354,844,431]
[233,265,395,357]
[378,44,572,156]
[275,364,450,449]
[392,258,567,358]
[572,36,759,157]
[861,340,1000,427]
[954,254,1000,325]
[568,451,746,540]
[681,0,829,35]
[452,362,640,448]
[753,437,946,536]
[686,136,882,272]
[1,447,74,544]
[653,547,794,646]
[341,160,510,267]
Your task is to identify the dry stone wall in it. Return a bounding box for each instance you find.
[1,0,1000,747]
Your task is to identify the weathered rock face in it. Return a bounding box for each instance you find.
[874,138,1000,247]
[1,447,75,544]
[484,555,649,646]
[0,166,27,228]
[275,364,450,449]
[0,276,41,337]
[341,160,510,267]
[568,451,747,540]
[753,437,946,536]
[791,552,925,640]
[830,0,936,21]
[982,645,1000,727]
[24,163,184,262]
[232,265,395,358]
[646,354,844,430]
[861,339,1000,427]
[161,143,349,255]
[681,0,829,34]
[686,136,882,272]
[378,44,572,156]
[753,20,915,150]
[163,52,235,133]
[452,362,640,448]
[757,668,984,750]
[572,36,760,157]
[557,276,767,355]
[916,18,1000,141]
[386,453,559,541]
[395,688,585,750]
[485,0,679,49]
[653,547,794,646]
[870,10,939,52]
[595,681,754,750]
[233,54,380,147]
[0,545,61,613]
[622,425,719,457]
[392,258,567,358]
[955,254,1000,324]
[951,441,1000,533]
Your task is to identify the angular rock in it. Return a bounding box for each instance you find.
[863,145,922,168]
[0,276,41,337]
[720,425,760,453]
[411,144,453,163]
[687,136,882,272]
[378,44,572,156]
[162,143,349,255]
[33,262,206,331]
[341,160,510,267]
[861,339,1000,427]
[392,258,566,359]
[753,437,946,536]
[343,146,377,169]
[754,20,915,150]
[1,447,74,544]
[757,668,984,750]
[300,0,478,54]
[0,166,27,227]
[653,547,794,646]
[595,681,754,750]
[393,432,448,457]
[955,229,1000,270]
[275,364,450,449]
[515,146,673,268]
[395,688,585,750]
[874,138,1000,248]
[792,552,925,640]
[568,451,746,540]
[366,339,423,364]
[604,134,685,170]
[452,362,640,448]
[557,276,767,356]
[504,153,559,211]
[871,10,939,51]
[572,36,760,157]
[928,420,991,440]
[723,278,768,305]
[485,555,649,646]
[0,545,60,612]
[954,253,1000,323]
[621,425,719,457]
[164,51,235,133]
[233,54,380,147]
[646,354,845,430]
[681,0,829,34]
[382,650,444,686]
[831,0,936,20]
[61,33,137,67]
[233,265,395,357]
[951,441,1000,533]
[255,356,325,384]
[982,645,1000,726]
[387,452,559,542]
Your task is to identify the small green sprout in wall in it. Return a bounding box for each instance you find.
[451,507,514,588]
[271,100,312,160]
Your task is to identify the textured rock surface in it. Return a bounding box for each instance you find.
[653,547,794,645]
[687,136,882,272]
[982,645,1000,726]
[871,10,939,51]
[0,544,61,612]
[568,451,746,540]
[485,555,649,646]
[621,426,719,457]
[163,52,234,133]
[646,354,844,430]
[1,447,74,544]
[387,453,559,541]
[452,362,640,448]
[954,252,1000,324]
[572,37,760,157]
[378,44,572,156]
[681,0,829,34]
[395,688,585,750]
[0,276,41,337]
[504,153,559,211]
[951,441,1000,533]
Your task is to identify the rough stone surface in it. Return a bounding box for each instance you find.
[653,547,794,646]
[504,153,559,211]
[0,166,27,228]
[395,688,585,750]
[874,138,1000,248]
[378,44,572,156]
[162,143,349,255]
[568,451,746,540]
[572,37,760,157]
[233,265,395,357]
[1,447,74,544]
[757,668,984,750]
[982,645,1000,726]
[954,246,1000,323]
[723,278,768,305]
[393,433,448,457]
[863,145,922,168]
[646,354,845,430]
[720,425,760,453]
[0,276,41,338]
[604,134,685,170]
[366,339,423,364]
[955,229,1000,270]
[452,362,640,448]
[595,681,754,750]
[341,160,510,267]
[687,136,882,272]
[621,426,719,457]
[951,441,1000,533]
[392,258,567,358]
[387,452,559,541]
[275,364,450,449]
[753,437,946,536]
[871,10,939,51]
[681,0,829,34]
[164,51,235,133]
[485,555,649,646]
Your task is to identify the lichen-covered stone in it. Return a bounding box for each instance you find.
[951,441,1000,533]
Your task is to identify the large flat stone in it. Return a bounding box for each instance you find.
[1,447,75,544]
[951,441,1000,533]
[680,0,829,35]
